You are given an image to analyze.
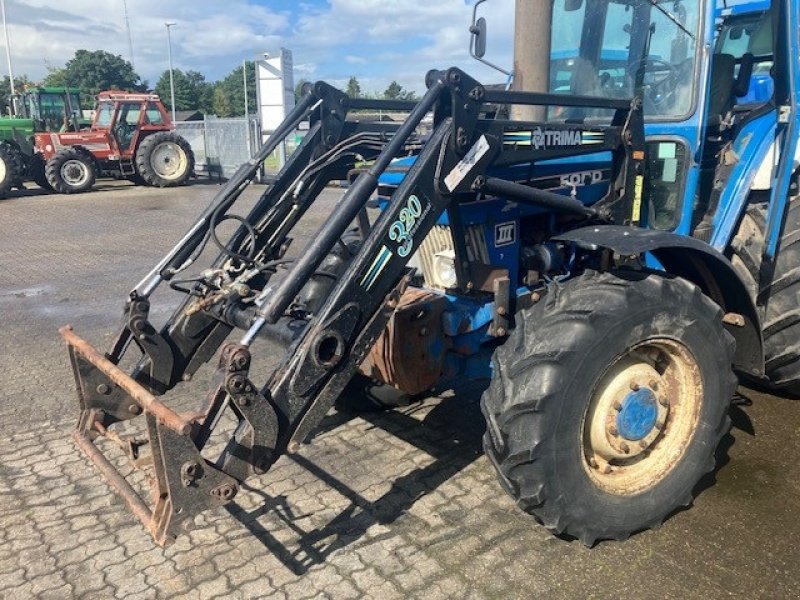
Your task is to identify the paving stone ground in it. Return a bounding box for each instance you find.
[1,182,799,599]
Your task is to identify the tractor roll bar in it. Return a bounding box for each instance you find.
[483,89,632,110]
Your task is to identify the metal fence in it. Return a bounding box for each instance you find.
[175,117,261,180]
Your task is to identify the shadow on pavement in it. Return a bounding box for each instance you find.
[225,384,487,575]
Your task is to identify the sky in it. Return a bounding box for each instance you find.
[2,0,516,94]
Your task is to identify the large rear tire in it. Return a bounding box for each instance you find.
[45,147,96,194]
[481,270,736,545]
[135,132,194,187]
[730,198,800,391]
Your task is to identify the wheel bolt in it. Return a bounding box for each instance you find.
[601,465,612,475]
[648,379,658,390]
[639,440,649,449]
[658,395,669,407]
[609,425,619,436]
[655,420,665,430]
[588,457,598,469]
[620,442,630,454]
[630,382,640,391]
[612,400,622,411]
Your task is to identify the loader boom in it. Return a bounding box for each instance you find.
[63,67,644,545]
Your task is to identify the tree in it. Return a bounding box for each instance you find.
[346,76,362,99]
[295,79,310,102]
[155,69,213,113]
[212,86,232,118]
[216,61,256,117]
[187,71,215,114]
[383,81,417,101]
[42,66,67,87]
[0,75,33,116]
[43,50,142,103]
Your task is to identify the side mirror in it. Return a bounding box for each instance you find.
[470,17,487,59]
[565,0,584,12]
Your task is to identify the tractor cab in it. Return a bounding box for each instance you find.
[32,92,192,194]
[22,87,85,132]
[463,0,793,244]
[91,92,174,156]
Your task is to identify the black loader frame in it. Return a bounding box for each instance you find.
[62,68,646,546]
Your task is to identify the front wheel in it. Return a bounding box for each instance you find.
[481,270,736,545]
[0,142,23,198]
[45,148,96,194]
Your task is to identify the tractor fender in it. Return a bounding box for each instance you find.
[556,225,764,376]
[69,145,101,170]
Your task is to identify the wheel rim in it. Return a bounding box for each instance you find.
[581,338,703,495]
[61,159,90,187]
[150,142,188,181]
[0,156,6,183]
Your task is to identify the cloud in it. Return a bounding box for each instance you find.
[289,0,515,93]
[2,0,516,94]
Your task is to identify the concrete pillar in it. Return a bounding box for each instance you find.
[511,0,553,122]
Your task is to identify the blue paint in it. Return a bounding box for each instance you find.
[710,112,777,251]
[616,388,659,442]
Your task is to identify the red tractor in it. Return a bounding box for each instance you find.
[33,92,195,194]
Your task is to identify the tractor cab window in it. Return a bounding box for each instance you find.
[95,102,114,128]
[145,102,164,125]
[549,0,701,121]
[716,11,773,105]
[36,92,82,131]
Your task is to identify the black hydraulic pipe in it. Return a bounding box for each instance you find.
[483,89,631,110]
[152,92,320,281]
[348,98,419,111]
[475,176,597,218]
[257,77,447,324]
[224,304,306,347]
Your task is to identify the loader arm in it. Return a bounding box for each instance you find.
[62,68,645,545]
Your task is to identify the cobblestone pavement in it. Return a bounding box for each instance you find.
[1,182,800,599]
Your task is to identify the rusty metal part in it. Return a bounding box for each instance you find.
[468,262,510,293]
[722,312,746,327]
[359,288,448,395]
[489,275,510,337]
[60,325,192,435]
[73,431,152,530]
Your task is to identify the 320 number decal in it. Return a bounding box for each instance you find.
[389,194,423,257]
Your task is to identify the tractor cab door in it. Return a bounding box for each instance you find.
[113,102,144,156]
[702,0,799,262]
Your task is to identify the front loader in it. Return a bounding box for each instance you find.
[63,0,799,546]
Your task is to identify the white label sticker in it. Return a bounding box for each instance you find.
[444,134,490,192]
[494,221,517,247]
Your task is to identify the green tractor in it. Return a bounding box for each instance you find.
[0,87,86,197]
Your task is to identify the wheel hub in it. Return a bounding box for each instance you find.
[582,339,702,496]
[151,142,187,180]
[616,388,659,441]
[61,159,89,187]
[585,357,674,464]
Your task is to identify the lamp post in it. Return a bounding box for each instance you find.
[165,22,176,122]
[1,0,15,115]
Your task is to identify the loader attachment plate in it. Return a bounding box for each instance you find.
[62,325,240,546]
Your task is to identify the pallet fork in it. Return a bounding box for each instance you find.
[62,68,644,545]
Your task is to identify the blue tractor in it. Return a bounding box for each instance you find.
[62,0,799,547]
